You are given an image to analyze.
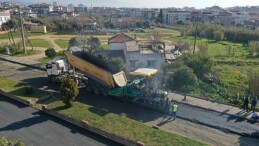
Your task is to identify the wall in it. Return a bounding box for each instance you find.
[30,26,47,33]
[126,51,165,72]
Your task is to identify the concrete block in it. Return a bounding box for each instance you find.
[41,105,48,110]
[152,125,160,129]
[136,141,145,146]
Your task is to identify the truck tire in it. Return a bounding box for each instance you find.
[93,88,100,94]
[86,87,92,92]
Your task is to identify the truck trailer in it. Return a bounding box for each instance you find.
[46,47,169,112]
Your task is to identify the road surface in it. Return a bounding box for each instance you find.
[1,60,259,145]
[0,94,121,146]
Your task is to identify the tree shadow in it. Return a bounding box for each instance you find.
[0,111,47,131]
[50,104,69,111]
[156,115,175,127]
[218,109,230,116]
[88,107,108,116]
[76,90,163,122]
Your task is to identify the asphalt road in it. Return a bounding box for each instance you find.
[1,60,259,137]
[177,103,259,136]
[0,95,122,146]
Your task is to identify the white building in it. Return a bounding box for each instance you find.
[108,33,176,72]
[0,10,10,31]
[29,3,53,16]
[163,11,191,24]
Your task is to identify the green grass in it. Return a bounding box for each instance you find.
[55,39,69,49]
[12,50,41,57]
[28,39,51,48]
[0,31,45,40]
[0,77,48,102]
[48,101,207,146]
[37,57,51,63]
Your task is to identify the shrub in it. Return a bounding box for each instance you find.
[60,76,79,107]
[45,48,56,58]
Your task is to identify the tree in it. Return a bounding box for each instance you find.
[213,30,224,41]
[248,41,259,56]
[87,36,101,52]
[0,137,25,146]
[60,76,79,107]
[182,54,213,79]
[109,57,125,71]
[226,45,236,57]
[198,42,208,56]
[45,48,57,58]
[151,30,162,42]
[156,9,163,23]
[143,20,151,28]
[248,69,259,97]
[169,67,198,92]
[68,37,78,47]
[2,19,19,48]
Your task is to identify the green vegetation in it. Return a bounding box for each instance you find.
[55,39,69,48]
[12,50,41,57]
[0,137,25,146]
[48,100,207,146]
[29,39,51,48]
[0,77,47,102]
[60,76,79,107]
[45,48,57,58]
[37,57,51,63]
[0,31,45,40]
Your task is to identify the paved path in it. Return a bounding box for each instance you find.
[0,95,121,146]
[1,56,259,145]
[168,92,255,120]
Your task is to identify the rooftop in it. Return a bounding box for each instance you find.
[108,33,135,44]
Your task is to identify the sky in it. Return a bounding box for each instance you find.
[6,0,259,8]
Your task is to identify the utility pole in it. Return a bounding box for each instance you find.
[18,6,26,54]
[193,21,198,55]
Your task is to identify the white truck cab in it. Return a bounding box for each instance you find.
[46,57,69,82]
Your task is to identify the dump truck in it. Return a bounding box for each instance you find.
[46,47,169,111]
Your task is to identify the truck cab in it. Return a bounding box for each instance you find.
[46,57,69,82]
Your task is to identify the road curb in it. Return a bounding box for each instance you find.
[0,56,46,71]
[0,90,144,146]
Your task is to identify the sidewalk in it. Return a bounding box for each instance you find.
[0,54,46,71]
[167,92,254,120]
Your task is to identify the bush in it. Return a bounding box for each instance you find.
[60,76,79,107]
[45,48,57,58]
[0,137,25,146]
[24,86,34,95]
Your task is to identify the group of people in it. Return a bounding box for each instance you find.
[243,97,257,112]
[243,97,259,120]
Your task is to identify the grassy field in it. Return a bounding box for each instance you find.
[37,57,51,63]
[0,77,47,102]
[55,39,69,49]
[48,100,207,146]
[12,50,41,57]
[0,31,45,40]
[28,39,52,48]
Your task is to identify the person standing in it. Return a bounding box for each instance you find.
[243,96,249,112]
[251,97,257,112]
[172,102,178,119]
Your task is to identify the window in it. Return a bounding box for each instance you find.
[147,60,156,67]
[129,60,137,67]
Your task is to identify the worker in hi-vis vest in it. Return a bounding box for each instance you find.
[172,102,178,119]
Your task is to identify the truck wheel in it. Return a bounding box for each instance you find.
[102,90,108,96]
[93,89,100,94]
[86,87,92,92]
